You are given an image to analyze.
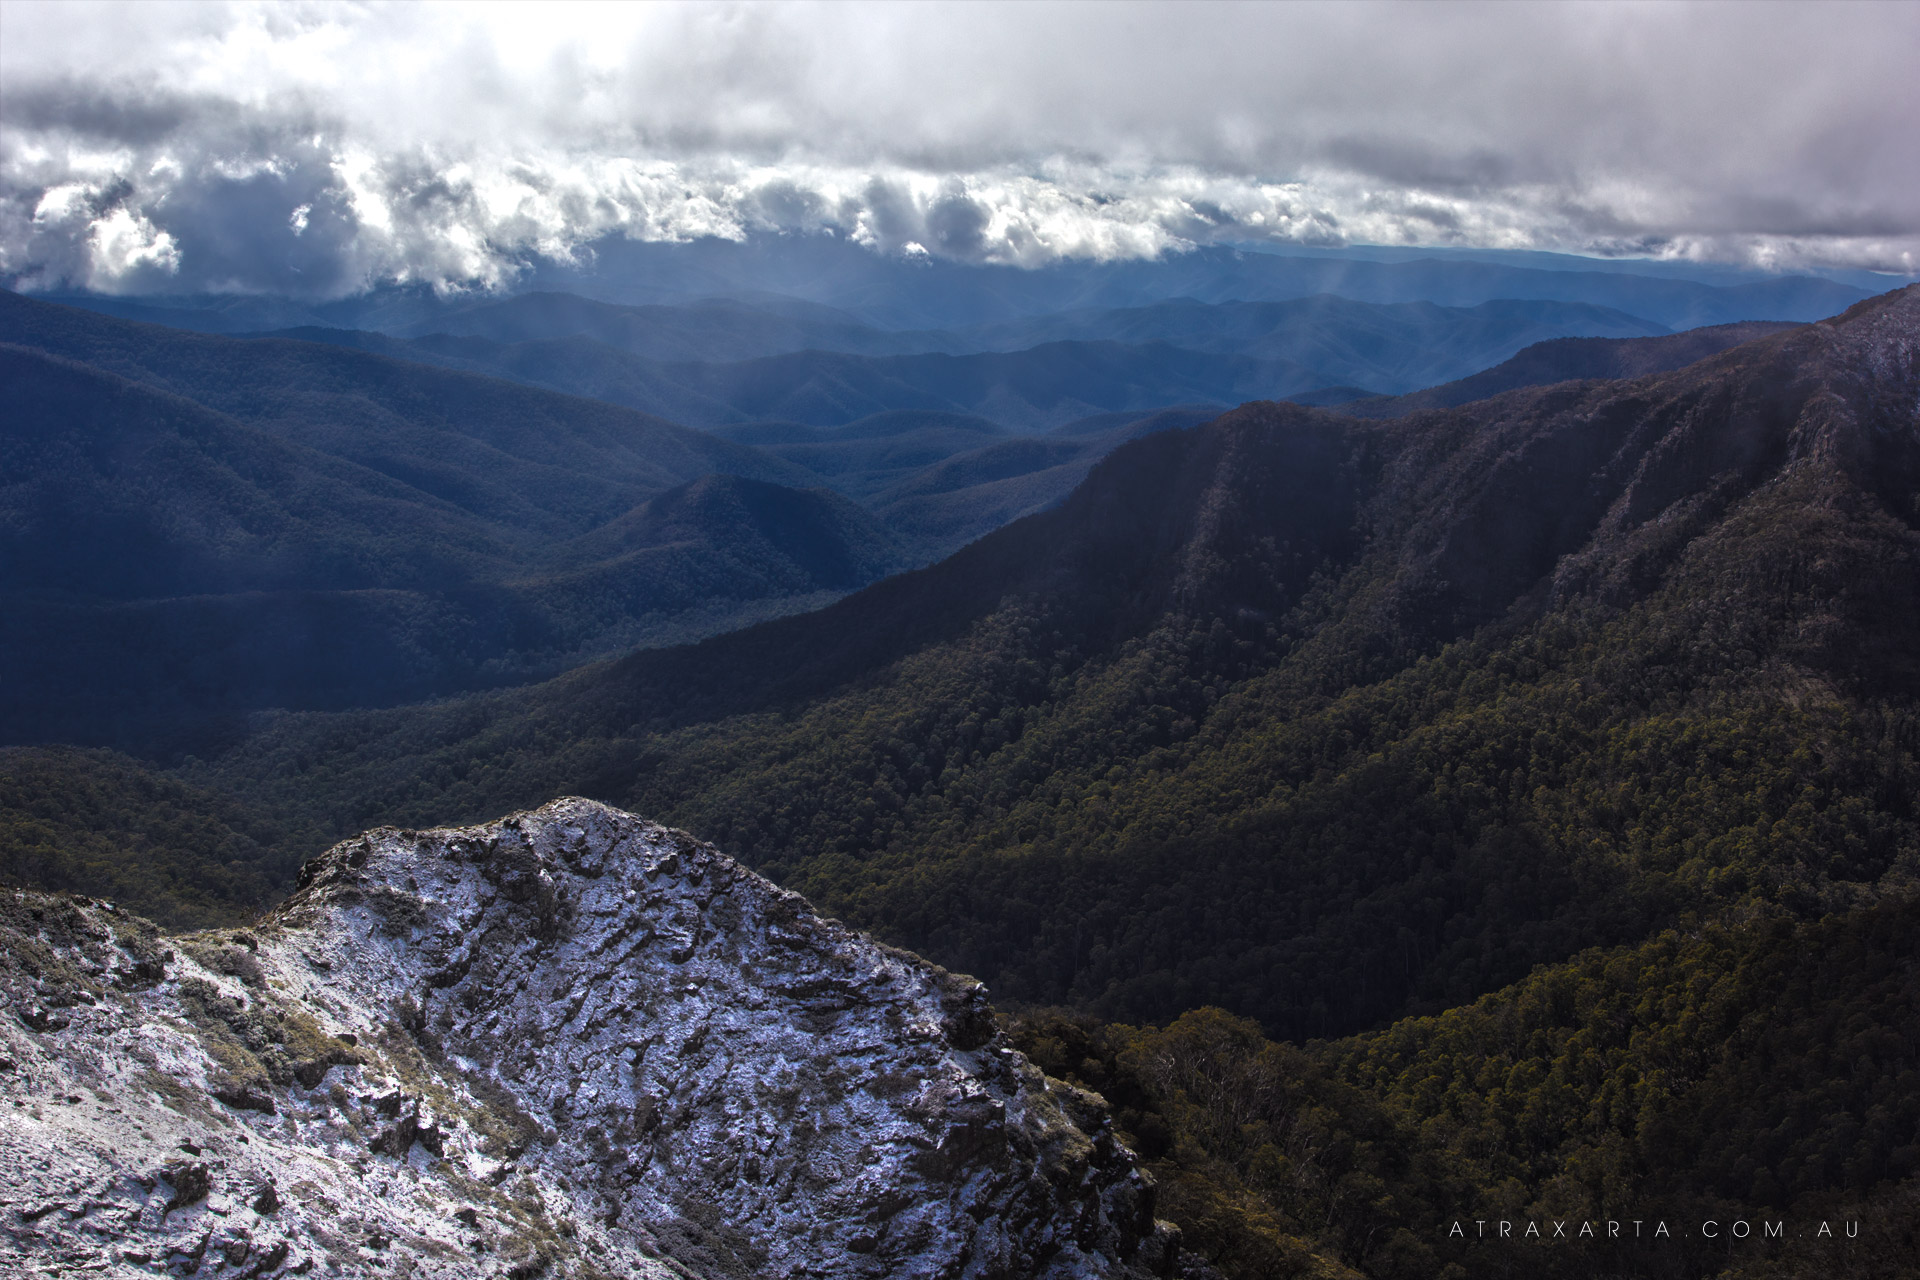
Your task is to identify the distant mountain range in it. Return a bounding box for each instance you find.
[1,293,1233,742]
[38,233,1873,449]
[1337,318,1805,416]
[312,235,1874,330]
[0,296,908,743]
[41,233,1873,360]
[0,272,1869,747]
[250,293,1662,431]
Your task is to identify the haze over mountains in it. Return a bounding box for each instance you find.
[264,293,1670,431]
[49,238,1878,334]
[47,240,1875,420]
[11,240,1870,747]
[0,305,911,744]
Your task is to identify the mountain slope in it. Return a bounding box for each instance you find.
[197,286,1920,1032]
[872,406,1228,557]
[515,474,912,665]
[0,746,295,930]
[0,297,919,743]
[704,410,1013,500]
[0,290,812,537]
[0,345,514,598]
[0,371,908,742]
[702,404,1225,558]
[564,472,908,591]
[1008,895,1920,1280]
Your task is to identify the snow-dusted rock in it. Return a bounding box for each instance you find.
[3,798,1183,1278]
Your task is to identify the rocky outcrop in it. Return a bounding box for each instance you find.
[2,798,1187,1278]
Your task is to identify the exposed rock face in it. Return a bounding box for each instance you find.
[2,798,1183,1278]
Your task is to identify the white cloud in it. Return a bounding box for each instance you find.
[87,206,180,279]
[1,0,1915,294]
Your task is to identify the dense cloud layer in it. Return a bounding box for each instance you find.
[3,1,1916,296]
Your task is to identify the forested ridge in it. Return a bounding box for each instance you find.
[1009,893,1920,1278]
[0,293,1233,743]
[0,296,921,743]
[192,287,1920,1024]
[4,286,1916,1278]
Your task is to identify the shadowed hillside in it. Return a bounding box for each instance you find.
[0,290,813,533]
[198,287,1919,1024]
[0,297,915,745]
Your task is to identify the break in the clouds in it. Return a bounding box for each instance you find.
[2,0,1916,296]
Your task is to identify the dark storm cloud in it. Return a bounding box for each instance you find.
[750,181,828,232]
[4,79,212,146]
[1319,138,1522,199]
[860,179,927,253]
[156,155,364,296]
[2,1,1914,295]
[924,183,992,259]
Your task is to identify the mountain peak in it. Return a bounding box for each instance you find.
[2,799,1181,1278]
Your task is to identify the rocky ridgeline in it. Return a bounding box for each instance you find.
[2,798,1191,1278]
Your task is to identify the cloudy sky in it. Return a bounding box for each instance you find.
[3,0,1916,297]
